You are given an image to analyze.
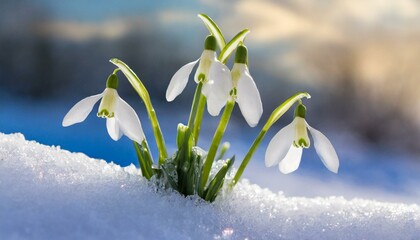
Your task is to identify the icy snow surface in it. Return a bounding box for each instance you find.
[1,133,419,239]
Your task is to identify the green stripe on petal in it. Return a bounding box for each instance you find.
[293,117,310,148]
[97,88,118,118]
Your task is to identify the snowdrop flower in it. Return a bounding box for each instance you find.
[166,35,232,116]
[62,74,144,143]
[231,45,263,127]
[265,103,339,174]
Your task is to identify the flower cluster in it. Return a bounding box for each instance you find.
[166,37,263,127]
[62,14,339,202]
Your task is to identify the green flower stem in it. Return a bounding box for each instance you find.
[134,140,153,180]
[145,100,167,165]
[200,99,235,191]
[192,95,206,145]
[187,82,204,137]
[231,126,268,186]
[109,58,168,165]
[112,68,120,75]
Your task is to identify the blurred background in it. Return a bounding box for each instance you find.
[1,0,419,203]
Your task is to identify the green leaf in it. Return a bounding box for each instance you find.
[198,14,226,50]
[175,146,205,196]
[134,141,154,180]
[264,92,311,131]
[160,160,178,190]
[216,142,230,161]
[188,149,203,195]
[176,126,194,195]
[204,156,235,202]
[219,29,250,64]
[198,99,235,196]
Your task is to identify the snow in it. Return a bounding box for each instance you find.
[1,133,419,239]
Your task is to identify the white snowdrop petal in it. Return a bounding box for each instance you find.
[203,83,225,116]
[166,59,199,102]
[278,145,303,174]
[236,68,263,127]
[206,94,227,116]
[106,117,122,141]
[62,93,103,127]
[209,61,232,100]
[307,123,339,173]
[194,50,215,83]
[201,81,211,97]
[265,120,295,167]
[115,96,145,143]
[202,82,229,116]
[203,61,232,116]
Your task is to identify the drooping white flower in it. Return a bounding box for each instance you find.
[62,74,144,143]
[265,104,339,174]
[231,45,263,127]
[166,35,232,116]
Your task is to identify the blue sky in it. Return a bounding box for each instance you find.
[37,0,203,21]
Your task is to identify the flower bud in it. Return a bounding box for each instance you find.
[234,45,248,64]
[204,35,217,51]
[106,74,119,89]
[176,123,189,149]
[294,103,306,118]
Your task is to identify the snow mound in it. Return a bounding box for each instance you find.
[0,133,419,239]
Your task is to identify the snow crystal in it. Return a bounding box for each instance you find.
[0,133,419,239]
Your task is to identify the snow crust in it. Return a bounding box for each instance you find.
[1,133,419,239]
